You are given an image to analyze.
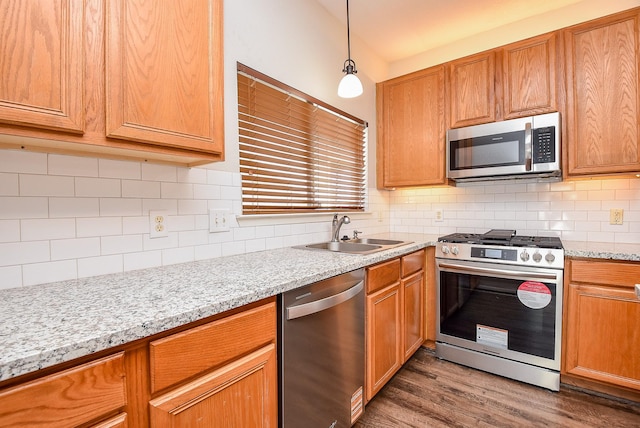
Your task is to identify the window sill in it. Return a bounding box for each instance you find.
[236,211,373,227]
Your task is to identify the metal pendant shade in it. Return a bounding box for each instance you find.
[338,0,363,98]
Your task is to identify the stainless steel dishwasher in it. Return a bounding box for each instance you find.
[280,268,365,427]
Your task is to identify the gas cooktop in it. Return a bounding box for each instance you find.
[438,229,563,249]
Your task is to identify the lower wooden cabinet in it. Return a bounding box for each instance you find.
[563,259,640,397]
[0,298,277,427]
[0,353,127,427]
[366,249,426,401]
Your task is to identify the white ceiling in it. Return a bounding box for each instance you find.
[315,0,583,62]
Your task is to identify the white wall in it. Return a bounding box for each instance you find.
[1,0,639,290]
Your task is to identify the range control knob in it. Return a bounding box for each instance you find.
[441,245,450,254]
[520,250,530,261]
[532,251,543,263]
[451,246,459,255]
[545,252,556,263]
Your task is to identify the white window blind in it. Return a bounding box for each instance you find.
[237,64,367,215]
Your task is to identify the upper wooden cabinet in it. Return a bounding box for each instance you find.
[376,65,446,188]
[0,0,84,133]
[564,9,640,176]
[106,0,224,154]
[448,51,496,128]
[0,0,224,166]
[501,33,559,120]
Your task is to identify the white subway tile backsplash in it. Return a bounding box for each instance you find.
[0,197,48,219]
[51,237,101,260]
[49,197,100,218]
[0,241,50,266]
[193,183,221,200]
[178,167,207,184]
[141,163,177,182]
[194,243,222,260]
[0,173,18,196]
[122,180,161,198]
[0,220,20,242]
[123,250,162,271]
[20,175,74,197]
[207,169,233,186]
[99,198,142,217]
[101,235,143,255]
[0,150,47,174]
[77,217,123,237]
[123,216,149,234]
[49,154,98,177]
[162,247,194,265]
[77,254,123,278]
[76,177,121,197]
[23,260,77,286]
[99,159,141,179]
[0,265,22,289]
[161,182,194,199]
[21,219,76,241]
[178,199,208,215]
[178,230,208,247]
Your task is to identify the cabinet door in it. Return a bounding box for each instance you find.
[502,33,558,119]
[0,0,83,133]
[564,10,640,176]
[106,0,224,154]
[377,66,446,188]
[366,283,402,401]
[150,344,277,427]
[449,51,496,128]
[402,270,425,361]
[565,283,640,390]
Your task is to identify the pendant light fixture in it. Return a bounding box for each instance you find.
[338,0,363,98]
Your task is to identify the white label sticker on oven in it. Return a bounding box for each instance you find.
[476,325,508,349]
[517,281,552,309]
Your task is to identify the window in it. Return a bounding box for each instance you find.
[237,64,367,215]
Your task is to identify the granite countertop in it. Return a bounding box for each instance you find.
[0,233,437,382]
[1,234,637,383]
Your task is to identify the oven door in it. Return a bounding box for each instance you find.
[436,259,563,370]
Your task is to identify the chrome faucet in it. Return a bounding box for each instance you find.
[331,214,351,242]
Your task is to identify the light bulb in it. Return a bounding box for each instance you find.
[338,73,363,98]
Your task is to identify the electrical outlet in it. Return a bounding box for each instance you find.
[209,209,231,232]
[149,210,169,238]
[609,208,624,225]
[435,209,444,222]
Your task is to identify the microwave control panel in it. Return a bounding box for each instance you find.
[533,126,556,163]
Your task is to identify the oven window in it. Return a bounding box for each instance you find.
[439,271,556,359]
[450,130,524,170]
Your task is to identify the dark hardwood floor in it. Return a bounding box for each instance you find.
[356,348,640,427]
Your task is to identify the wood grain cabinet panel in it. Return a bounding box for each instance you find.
[106,0,224,155]
[0,353,126,427]
[448,51,496,128]
[366,250,426,401]
[564,9,640,176]
[564,260,640,392]
[150,344,277,428]
[376,65,446,188]
[150,300,276,393]
[501,33,558,119]
[0,0,84,133]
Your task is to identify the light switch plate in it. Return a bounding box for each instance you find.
[609,208,624,225]
[209,209,231,232]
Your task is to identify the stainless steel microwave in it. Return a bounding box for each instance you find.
[446,112,561,182]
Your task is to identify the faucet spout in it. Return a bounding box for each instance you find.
[331,214,351,242]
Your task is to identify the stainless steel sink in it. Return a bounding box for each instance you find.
[348,238,405,246]
[304,241,382,254]
[299,238,412,254]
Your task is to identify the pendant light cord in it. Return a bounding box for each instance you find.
[346,0,352,62]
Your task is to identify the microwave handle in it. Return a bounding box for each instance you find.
[524,122,532,171]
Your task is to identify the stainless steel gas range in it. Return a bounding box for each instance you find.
[435,229,564,391]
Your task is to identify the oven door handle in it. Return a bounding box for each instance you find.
[438,262,558,281]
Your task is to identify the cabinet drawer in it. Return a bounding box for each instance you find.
[0,353,126,427]
[570,260,640,288]
[150,300,276,393]
[367,259,401,293]
[402,250,425,277]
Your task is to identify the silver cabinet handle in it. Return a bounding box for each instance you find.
[635,284,640,300]
[286,281,364,320]
[524,122,532,171]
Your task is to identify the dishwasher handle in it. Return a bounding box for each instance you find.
[286,280,364,320]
